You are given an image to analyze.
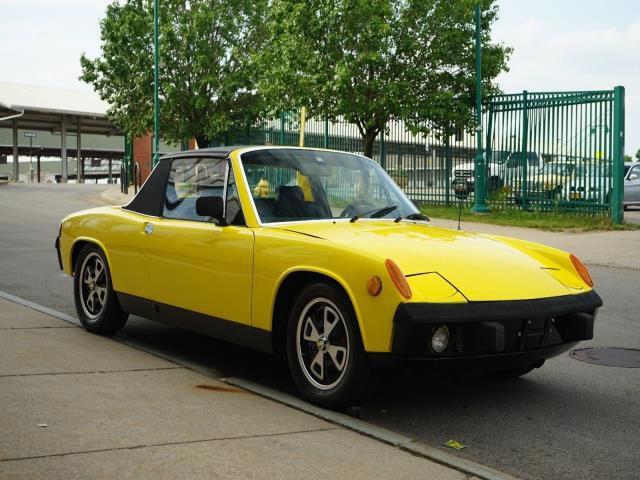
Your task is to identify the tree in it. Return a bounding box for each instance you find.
[80,0,266,147]
[255,0,511,158]
[624,154,632,162]
[635,148,640,161]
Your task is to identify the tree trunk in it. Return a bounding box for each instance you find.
[362,129,379,159]
[195,135,209,149]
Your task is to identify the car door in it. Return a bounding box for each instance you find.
[624,165,640,203]
[144,155,254,326]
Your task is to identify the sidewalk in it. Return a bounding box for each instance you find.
[0,296,482,480]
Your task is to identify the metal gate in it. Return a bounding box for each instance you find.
[209,87,626,223]
[481,87,625,222]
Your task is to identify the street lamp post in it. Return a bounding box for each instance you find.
[471,4,489,214]
[153,0,160,167]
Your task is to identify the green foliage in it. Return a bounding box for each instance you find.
[624,154,632,162]
[255,0,511,157]
[635,148,640,161]
[81,0,266,146]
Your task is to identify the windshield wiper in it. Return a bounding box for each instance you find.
[394,212,430,223]
[350,205,398,222]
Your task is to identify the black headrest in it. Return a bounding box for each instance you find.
[276,185,305,203]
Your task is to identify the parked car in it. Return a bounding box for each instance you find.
[515,161,576,203]
[624,162,640,208]
[56,146,602,408]
[567,161,640,209]
[451,150,510,196]
[566,161,612,204]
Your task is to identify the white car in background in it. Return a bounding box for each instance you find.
[451,150,510,196]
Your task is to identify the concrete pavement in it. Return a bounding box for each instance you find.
[0,297,474,480]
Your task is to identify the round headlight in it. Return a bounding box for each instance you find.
[431,325,450,353]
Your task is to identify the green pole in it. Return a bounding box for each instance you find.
[471,4,489,213]
[612,86,625,224]
[280,112,286,145]
[521,90,529,209]
[323,118,329,149]
[152,0,160,167]
[444,132,451,206]
[380,125,386,169]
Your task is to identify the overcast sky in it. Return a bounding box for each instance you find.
[1,0,638,155]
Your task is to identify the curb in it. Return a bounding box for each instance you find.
[0,290,519,480]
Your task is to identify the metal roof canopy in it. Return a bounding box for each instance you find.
[0,82,123,182]
[0,82,120,135]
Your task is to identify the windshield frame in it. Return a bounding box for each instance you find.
[236,147,421,227]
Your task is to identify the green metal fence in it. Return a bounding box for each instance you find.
[215,87,626,223]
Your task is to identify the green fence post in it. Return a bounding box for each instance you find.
[380,125,386,169]
[521,90,529,209]
[279,112,285,146]
[324,118,329,149]
[612,86,625,224]
[444,133,451,206]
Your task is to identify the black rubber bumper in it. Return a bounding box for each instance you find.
[369,290,602,370]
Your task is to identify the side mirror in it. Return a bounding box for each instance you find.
[196,196,226,224]
[629,173,639,181]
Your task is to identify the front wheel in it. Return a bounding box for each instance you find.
[74,244,128,335]
[286,283,370,409]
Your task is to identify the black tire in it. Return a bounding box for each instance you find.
[491,361,544,379]
[73,244,128,335]
[286,282,370,409]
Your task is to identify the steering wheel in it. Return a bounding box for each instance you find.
[339,200,376,218]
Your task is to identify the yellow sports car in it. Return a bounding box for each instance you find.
[56,146,602,408]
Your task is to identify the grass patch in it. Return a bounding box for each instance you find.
[419,205,640,232]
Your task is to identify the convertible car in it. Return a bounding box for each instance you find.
[56,146,602,408]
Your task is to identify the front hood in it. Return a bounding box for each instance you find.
[275,220,580,301]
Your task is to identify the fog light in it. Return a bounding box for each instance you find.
[431,325,450,353]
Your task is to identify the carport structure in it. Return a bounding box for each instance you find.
[0,82,122,182]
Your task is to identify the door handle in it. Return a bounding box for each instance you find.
[144,222,154,235]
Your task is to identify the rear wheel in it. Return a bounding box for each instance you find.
[286,283,370,409]
[74,244,128,335]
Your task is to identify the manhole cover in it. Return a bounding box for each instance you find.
[570,347,640,368]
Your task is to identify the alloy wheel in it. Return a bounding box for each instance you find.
[296,297,350,391]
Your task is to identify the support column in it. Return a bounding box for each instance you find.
[61,115,68,182]
[12,119,19,181]
[76,117,82,183]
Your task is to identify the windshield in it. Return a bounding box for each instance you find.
[240,148,420,224]
[487,150,510,164]
[537,163,574,175]
[576,162,611,177]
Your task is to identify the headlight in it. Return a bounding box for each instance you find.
[430,325,450,353]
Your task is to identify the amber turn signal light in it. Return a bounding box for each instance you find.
[367,276,383,296]
[385,259,412,299]
[570,254,593,287]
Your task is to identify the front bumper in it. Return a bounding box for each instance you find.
[369,290,602,370]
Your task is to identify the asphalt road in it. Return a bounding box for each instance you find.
[1,183,639,480]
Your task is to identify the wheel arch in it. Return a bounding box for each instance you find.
[70,237,113,277]
[271,269,363,360]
